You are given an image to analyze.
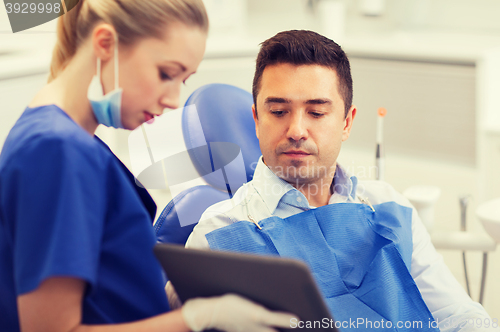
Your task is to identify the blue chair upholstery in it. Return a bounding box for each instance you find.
[154,84,261,244]
[183,83,261,187]
[154,186,229,244]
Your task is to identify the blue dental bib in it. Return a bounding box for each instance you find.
[206,202,439,331]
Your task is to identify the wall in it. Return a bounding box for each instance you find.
[247,0,500,35]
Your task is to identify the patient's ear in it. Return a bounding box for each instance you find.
[252,104,259,139]
[342,105,356,142]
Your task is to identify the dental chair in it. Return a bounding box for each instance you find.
[154,84,260,245]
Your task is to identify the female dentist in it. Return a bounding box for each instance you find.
[0,0,295,331]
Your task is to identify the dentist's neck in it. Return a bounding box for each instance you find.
[55,49,99,135]
[33,45,100,136]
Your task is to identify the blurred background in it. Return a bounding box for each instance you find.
[1,0,500,319]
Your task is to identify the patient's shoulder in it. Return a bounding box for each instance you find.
[357,180,413,209]
[199,182,253,222]
[187,184,256,249]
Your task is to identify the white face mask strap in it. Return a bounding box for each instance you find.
[96,57,101,80]
[94,33,118,90]
[114,33,119,90]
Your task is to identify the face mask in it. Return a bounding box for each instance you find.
[87,34,124,129]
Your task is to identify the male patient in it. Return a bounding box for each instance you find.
[185,30,496,331]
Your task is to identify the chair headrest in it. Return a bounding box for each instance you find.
[183,84,261,193]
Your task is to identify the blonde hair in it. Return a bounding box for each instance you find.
[48,0,208,82]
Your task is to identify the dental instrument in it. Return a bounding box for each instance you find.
[375,107,386,181]
[459,195,471,297]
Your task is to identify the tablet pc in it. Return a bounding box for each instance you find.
[154,243,338,332]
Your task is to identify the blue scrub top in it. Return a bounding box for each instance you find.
[0,105,170,331]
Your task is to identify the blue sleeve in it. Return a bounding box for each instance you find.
[6,137,108,295]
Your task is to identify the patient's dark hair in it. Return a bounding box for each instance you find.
[252,30,353,118]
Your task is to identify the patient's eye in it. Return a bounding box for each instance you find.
[310,111,324,118]
[270,110,287,117]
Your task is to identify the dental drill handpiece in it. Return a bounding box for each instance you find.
[460,195,471,296]
[460,196,470,232]
[376,108,387,181]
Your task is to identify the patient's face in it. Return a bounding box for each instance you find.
[253,63,355,189]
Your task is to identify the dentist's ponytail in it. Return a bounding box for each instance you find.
[48,0,208,83]
[48,0,83,82]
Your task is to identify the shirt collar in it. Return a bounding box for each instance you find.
[252,156,295,214]
[251,156,358,213]
[331,163,358,201]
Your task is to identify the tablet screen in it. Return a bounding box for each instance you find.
[154,243,338,332]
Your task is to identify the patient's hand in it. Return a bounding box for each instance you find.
[166,281,182,310]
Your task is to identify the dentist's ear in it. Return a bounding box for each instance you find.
[342,105,357,142]
[252,104,259,140]
[91,23,118,62]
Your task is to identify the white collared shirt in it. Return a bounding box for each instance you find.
[186,157,497,332]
